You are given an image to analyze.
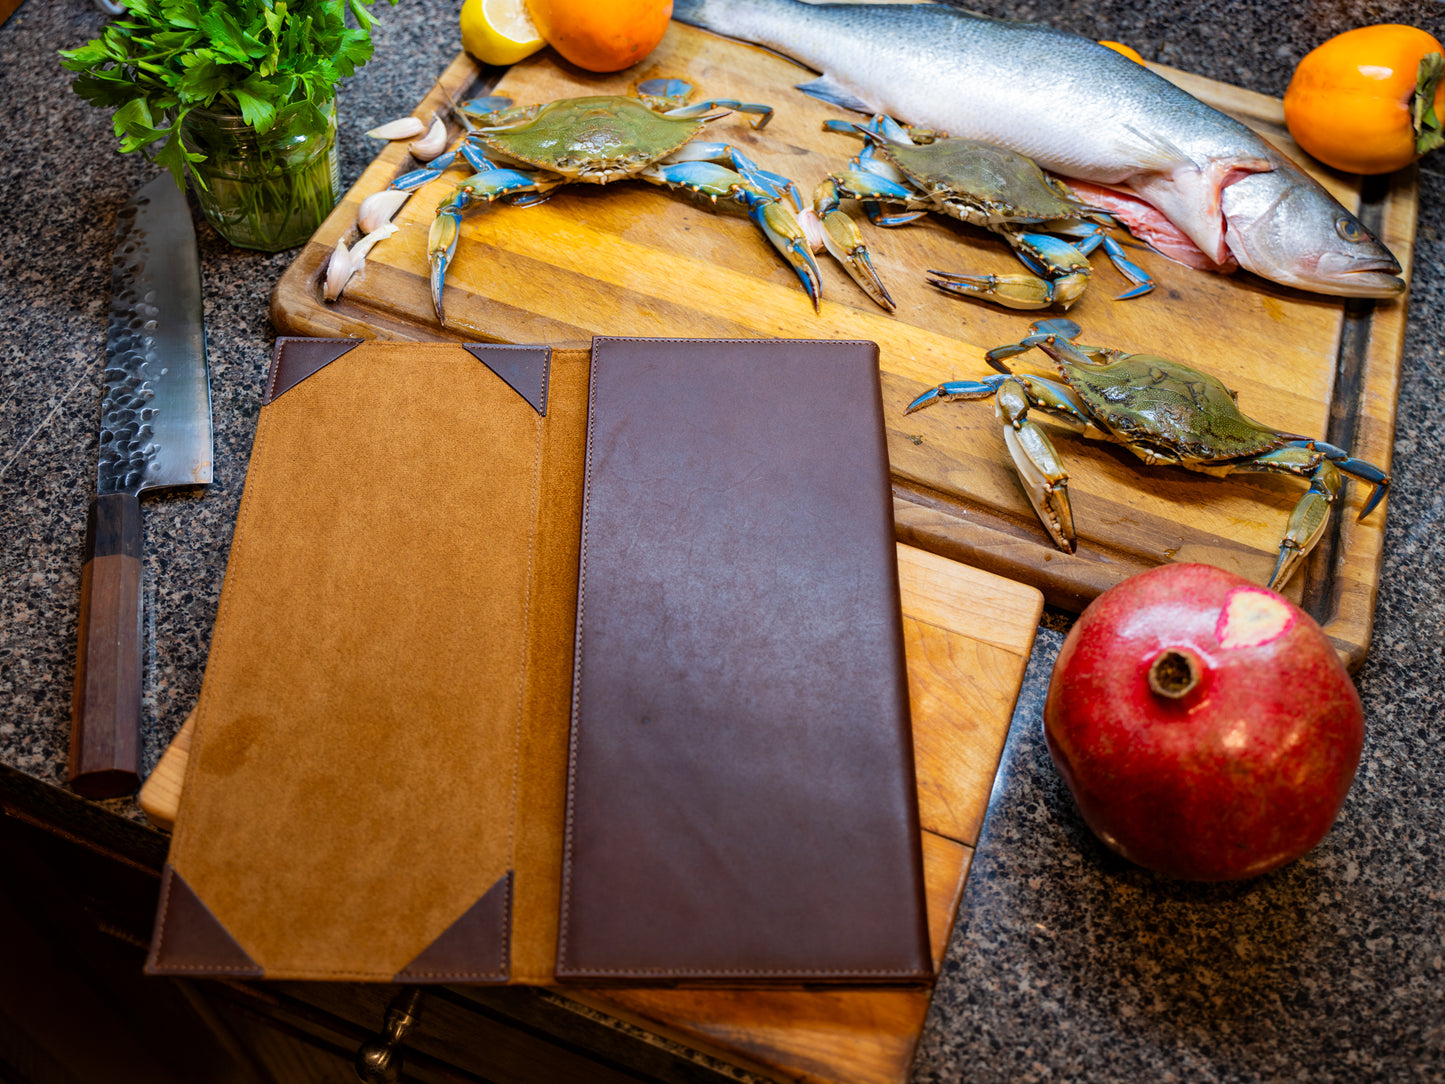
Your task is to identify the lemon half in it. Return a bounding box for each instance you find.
[461,0,546,67]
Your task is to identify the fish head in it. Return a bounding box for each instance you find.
[1220,169,1405,298]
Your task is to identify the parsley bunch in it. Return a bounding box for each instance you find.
[60,0,399,190]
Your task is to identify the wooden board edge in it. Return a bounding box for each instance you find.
[560,831,974,1084]
[1301,165,1418,670]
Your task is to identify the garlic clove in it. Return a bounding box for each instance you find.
[323,240,356,301]
[351,221,399,261]
[795,207,828,255]
[357,188,412,234]
[409,117,450,162]
[323,222,401,302]
[365,116,427,140]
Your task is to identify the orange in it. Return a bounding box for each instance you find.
[526,0,673,73]
[1284,24,1444,174]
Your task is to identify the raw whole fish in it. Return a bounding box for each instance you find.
[672,0,1405,298]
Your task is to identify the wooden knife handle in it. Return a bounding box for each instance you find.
[69,491,143,798]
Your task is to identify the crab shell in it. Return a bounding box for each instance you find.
[872,135,1095,227]
[1052,351,1289,464]
[472,96,710,183]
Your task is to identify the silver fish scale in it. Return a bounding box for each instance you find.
[98,175,211,496]
[671,0,1405,297]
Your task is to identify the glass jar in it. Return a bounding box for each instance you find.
[181,98,341,252]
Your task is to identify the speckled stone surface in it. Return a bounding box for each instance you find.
[2,0,1442,1080]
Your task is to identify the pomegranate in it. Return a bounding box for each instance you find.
[1044,564,1365,881]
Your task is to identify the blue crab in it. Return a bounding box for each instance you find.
[905,319,1389,590]
[813,115,1155,312]
[389,79,821,322]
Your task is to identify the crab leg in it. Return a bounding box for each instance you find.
[427,168,554,322]
[1224,440,1389,589]
[905,373,1078,552]
[632,77,776,129]
[825,167,928,226]
[824,116,930,227]
[644,160,823,309]
[663,143,803,211]
[391,140,500,192]
[1098,236,1156,299]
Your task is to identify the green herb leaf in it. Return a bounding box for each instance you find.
[59,0,400,183]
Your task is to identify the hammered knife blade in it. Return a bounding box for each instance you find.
[70,173,212,799]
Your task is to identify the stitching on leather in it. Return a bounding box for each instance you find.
[555,341,603,969]
[557,966,934,977]
[555,337,894,977]
[167,376,277,862]
[498,400,546,981]
[398,873,513,980]
[265,337,358,404]
[150,865,177,963]
[154,370,284,974]
[537,347,551,415]
[148,867,264,976]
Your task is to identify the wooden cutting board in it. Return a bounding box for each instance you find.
[142,544,1043,1084]
[271,25,1418,668]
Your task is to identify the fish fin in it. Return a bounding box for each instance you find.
[1210,156,1275,188]
[1120,123,1193,173]
[795,74,875,114]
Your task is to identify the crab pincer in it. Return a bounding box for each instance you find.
[906,319,1388,589]
[386,81,825,323]
[819,116,1157,311]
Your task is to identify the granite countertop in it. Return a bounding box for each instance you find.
[2,0,1442,1080]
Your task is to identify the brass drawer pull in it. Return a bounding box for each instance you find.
[354,987,424,1084]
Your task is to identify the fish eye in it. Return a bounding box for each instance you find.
[1336,217,1365,243]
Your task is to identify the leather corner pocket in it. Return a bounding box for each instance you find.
[393,872,513,983]
[265,337,363,404]
[465,344,552,416]
[145,864,264,978]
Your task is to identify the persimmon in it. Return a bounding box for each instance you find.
[525,0,673,73]
[1284,24,1444,175]
[1098,40,1146,65]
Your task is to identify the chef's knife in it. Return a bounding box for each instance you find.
[70,173,212,799]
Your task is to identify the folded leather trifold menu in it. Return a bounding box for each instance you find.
[145,335,932,986]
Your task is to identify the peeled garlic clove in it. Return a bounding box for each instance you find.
[796,207,828,255]
[410,118,450,162]
[366,116,426,140]
[351,221,399,261]
[357,188,411,234]
[323,222,401,302]
[324,240,358,301]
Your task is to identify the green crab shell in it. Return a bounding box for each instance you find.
[879,137,1089,223]
[1062,355,1286,462]
[474,96,705,181]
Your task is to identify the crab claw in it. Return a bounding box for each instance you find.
[1268,460,1342,591]
[928,268,1087,310]
[808,179,895,311]
[745,193,823,311]
[427,209,462,322]
[994,379,1076,552]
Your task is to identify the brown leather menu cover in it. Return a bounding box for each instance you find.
[145,335,930,986]
[557,337,930,982]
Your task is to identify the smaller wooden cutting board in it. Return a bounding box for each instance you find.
[142,544,1042,1083]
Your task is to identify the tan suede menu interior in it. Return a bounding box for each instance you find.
[146,336,930,986]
